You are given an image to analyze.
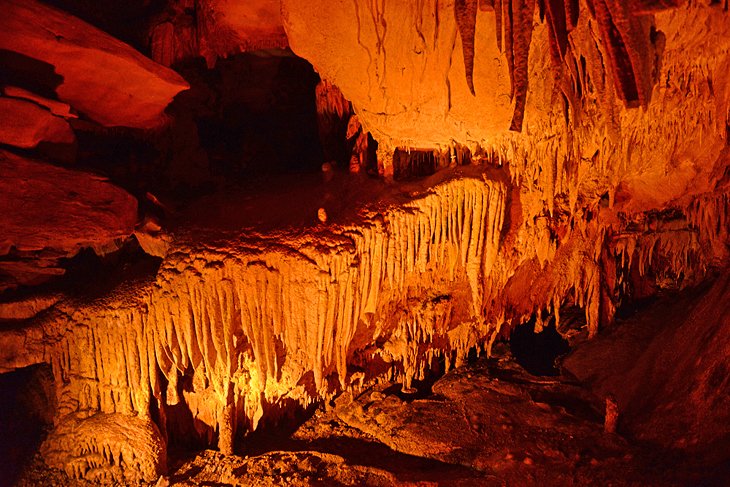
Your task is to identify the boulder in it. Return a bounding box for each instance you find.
[0,97,75,149]
[0,0,189,129]
[0,149,137,258]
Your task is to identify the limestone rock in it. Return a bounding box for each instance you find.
[2,86,77,119]
[0,97,75,149]
[282,1,729,216]
[0,150,137,290]
[150,0,287,67]
[40,412,166,484]
[0,293,61,321]
[0,0,189,129]
[564,271,730,462]
[0,150,137,254]
[332,357,643,484]
[171,450,399,486]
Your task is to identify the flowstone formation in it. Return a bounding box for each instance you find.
[0,0,729,484]
[4,174,507,481]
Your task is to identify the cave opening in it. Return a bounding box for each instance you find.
[1,0,729,485]
[0,364,55,486]
[509,317,571,377]
[175,50,326,179]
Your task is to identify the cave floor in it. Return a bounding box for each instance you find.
[162,345,715,487]
[13,356,722,486]
[15,291,728,487]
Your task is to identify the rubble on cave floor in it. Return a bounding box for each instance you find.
[157,345,717,486]
[15,335,726,486]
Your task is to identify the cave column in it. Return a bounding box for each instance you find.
[218,384,235,455]
[377,144,394,179]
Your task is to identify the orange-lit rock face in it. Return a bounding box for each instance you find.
[283,1,729,210]
[0,150,137,291]
[0,151,137,254]
[150,0,287,67]
[41,412,166,483]
[0,97,75,149]
[0,0,729,484]
[2,86,77,119]
[565,272,730,461]
[0,0,189,129]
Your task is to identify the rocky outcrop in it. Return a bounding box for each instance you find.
[0,150,137,254]
[150,0,287,67]
[1,174,505,472]
[2,160,727,479]
[2,86,77,119]
[171,450,400,486]
[564,270,730,462]
[0,1,729,483]
[0,0,189,129]
[40,412,166,483]
[0,150,138,291]
[0,97,75,149]
[0,294,61,321]
[282,1,730,211]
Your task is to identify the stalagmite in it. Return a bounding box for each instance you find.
[41,412,166,483]
[1,1,729,484]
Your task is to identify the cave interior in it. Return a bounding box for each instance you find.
[0,0,729,485]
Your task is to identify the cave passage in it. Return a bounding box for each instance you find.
[1,1,729,486]
[187,51,325,177]
[0,364,54,486]
[509,319,571,376]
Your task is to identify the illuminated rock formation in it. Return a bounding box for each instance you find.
[0,97,75,149]
[40,412,166,484]
[0,0,729,484]
[282,1,729,190]
[149,0,288,67]
[2,86,77,119]
[564,271,730,462]
[0,0,189,129]
[0,150,137,291]
[3,175,505,478]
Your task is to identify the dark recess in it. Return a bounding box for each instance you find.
[0,364,55,487]
[509,319,570,376]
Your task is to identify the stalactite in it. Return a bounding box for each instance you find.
[508,0,537,131]
[23,176,507,476]
[457,0,678,130]
[315,79,352,119]
[455,0,479,95]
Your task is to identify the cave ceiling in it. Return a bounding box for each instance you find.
[0,0,728,484]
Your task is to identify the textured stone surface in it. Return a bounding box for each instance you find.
[0,97,75,149]
[282,1,729,216]
[2,161,727,479]
[2,86,77,119]
[0,150,137,292]
[0,1,729,484]
[150,0,287,67]
[0,0,189,128]
[0,150,137,254]
[564,272,730,463]
[40,412,166,484]
[0,293,61,321]
[170,450,400,486]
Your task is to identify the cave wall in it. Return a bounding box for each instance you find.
[283,1,730,212]
[0,0,729,483]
